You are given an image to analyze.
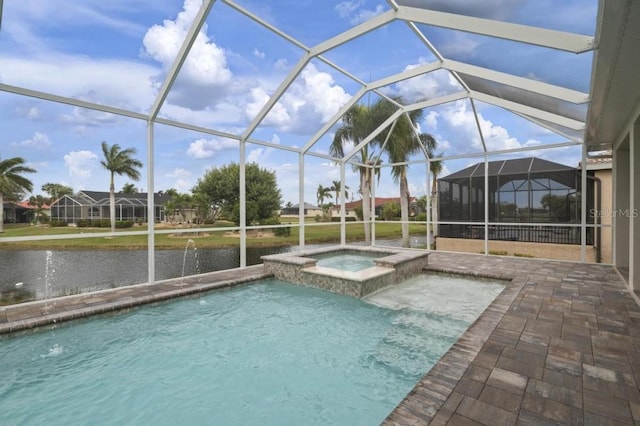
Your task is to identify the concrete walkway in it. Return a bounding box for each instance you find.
[1,252,638,424]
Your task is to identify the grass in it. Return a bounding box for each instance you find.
[0,221,427,250]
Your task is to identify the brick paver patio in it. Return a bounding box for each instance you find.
[1,252,638,425]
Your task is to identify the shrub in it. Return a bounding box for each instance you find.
[513,253,535,258]
[115,220,134,228]
[274,226,291,237]
[49,220,68,227]
[259,217,290,237]
[413,213,427,221]
[330,216,357,222]
[381,201,400,221]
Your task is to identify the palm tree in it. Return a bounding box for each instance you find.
[316,184,332,220]
[330,104,381,243]
[369,99,435,247]
[28,194,48,224]
[121,183,138,194]
[0,157,36,233]
[429,152,444,238]
[41,183,73,203]
[100,141,143,232]
[331,179,349,204]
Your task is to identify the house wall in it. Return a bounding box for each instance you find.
[594,168,613,263]
[437,237,597,262]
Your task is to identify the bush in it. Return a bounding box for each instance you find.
[413,213,427,221]
[49,220,68,227]
[330,216,357,222]
[259,217,290,237]
[75,219,133,228]
[381,201,400,221]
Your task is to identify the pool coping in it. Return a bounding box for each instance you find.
[0,265,271,335]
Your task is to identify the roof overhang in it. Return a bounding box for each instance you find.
[586,0,640,152]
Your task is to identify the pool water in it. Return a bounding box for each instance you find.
[313,252,384,272]
[0,277,504,426]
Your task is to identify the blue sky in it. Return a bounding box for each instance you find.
[0,0,597,205]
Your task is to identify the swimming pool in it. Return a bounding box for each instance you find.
[0,276,504,425]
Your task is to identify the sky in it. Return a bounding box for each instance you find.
[0,0,598,205]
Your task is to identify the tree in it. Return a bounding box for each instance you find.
[100,141,143,232]
[420,134,443,237]
[192,162,282,226]
[330,104,381,243]
[121,183,138,194]
[331,179,349,204]
[381,201,401,221]
[368,98,429,246]
[0,157,36,233]
[316,184,332,220]
[28,195,48,223]
[41,183,73,202]
[171,192,193,223]
[191,192,213,224]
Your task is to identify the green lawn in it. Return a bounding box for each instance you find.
[0,221,426,250]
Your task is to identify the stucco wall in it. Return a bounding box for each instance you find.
[437,238,597,263]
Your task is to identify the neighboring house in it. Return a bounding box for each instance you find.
[280,203,323,217]
[2,200,50,224]
[49,190,172,224]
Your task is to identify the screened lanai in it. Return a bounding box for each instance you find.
[438,157,595,246]
[0,0,639,291]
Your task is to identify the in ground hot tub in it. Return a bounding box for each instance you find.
[261,245,429,297]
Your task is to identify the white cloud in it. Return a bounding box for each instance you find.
[60,106,119,127]
[440,32,481,59]
[167,168,192,179]
[246,87,290,127]
[15,105,41,120]
[391,67,462,103]
[142,0,233,109]
[0,55,157,112]
[12,131,52,150]
[253,48,266,59]
[64,150,98,178]
[274,58,289,71]
[186,137,238,159]
[245,63,351,134]
[166,168,194,192]
[335,1,385,25]
[247,147,265,163]
[425,111,439,130]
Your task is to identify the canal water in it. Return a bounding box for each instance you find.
[0,246,295,303]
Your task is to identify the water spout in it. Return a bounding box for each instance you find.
[44,250,54,312]
[181,239,201,285]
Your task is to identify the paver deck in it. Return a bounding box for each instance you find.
[1,251,638,425]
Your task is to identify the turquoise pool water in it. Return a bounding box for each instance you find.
[314,252,384,272]
[0,277,504,425]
